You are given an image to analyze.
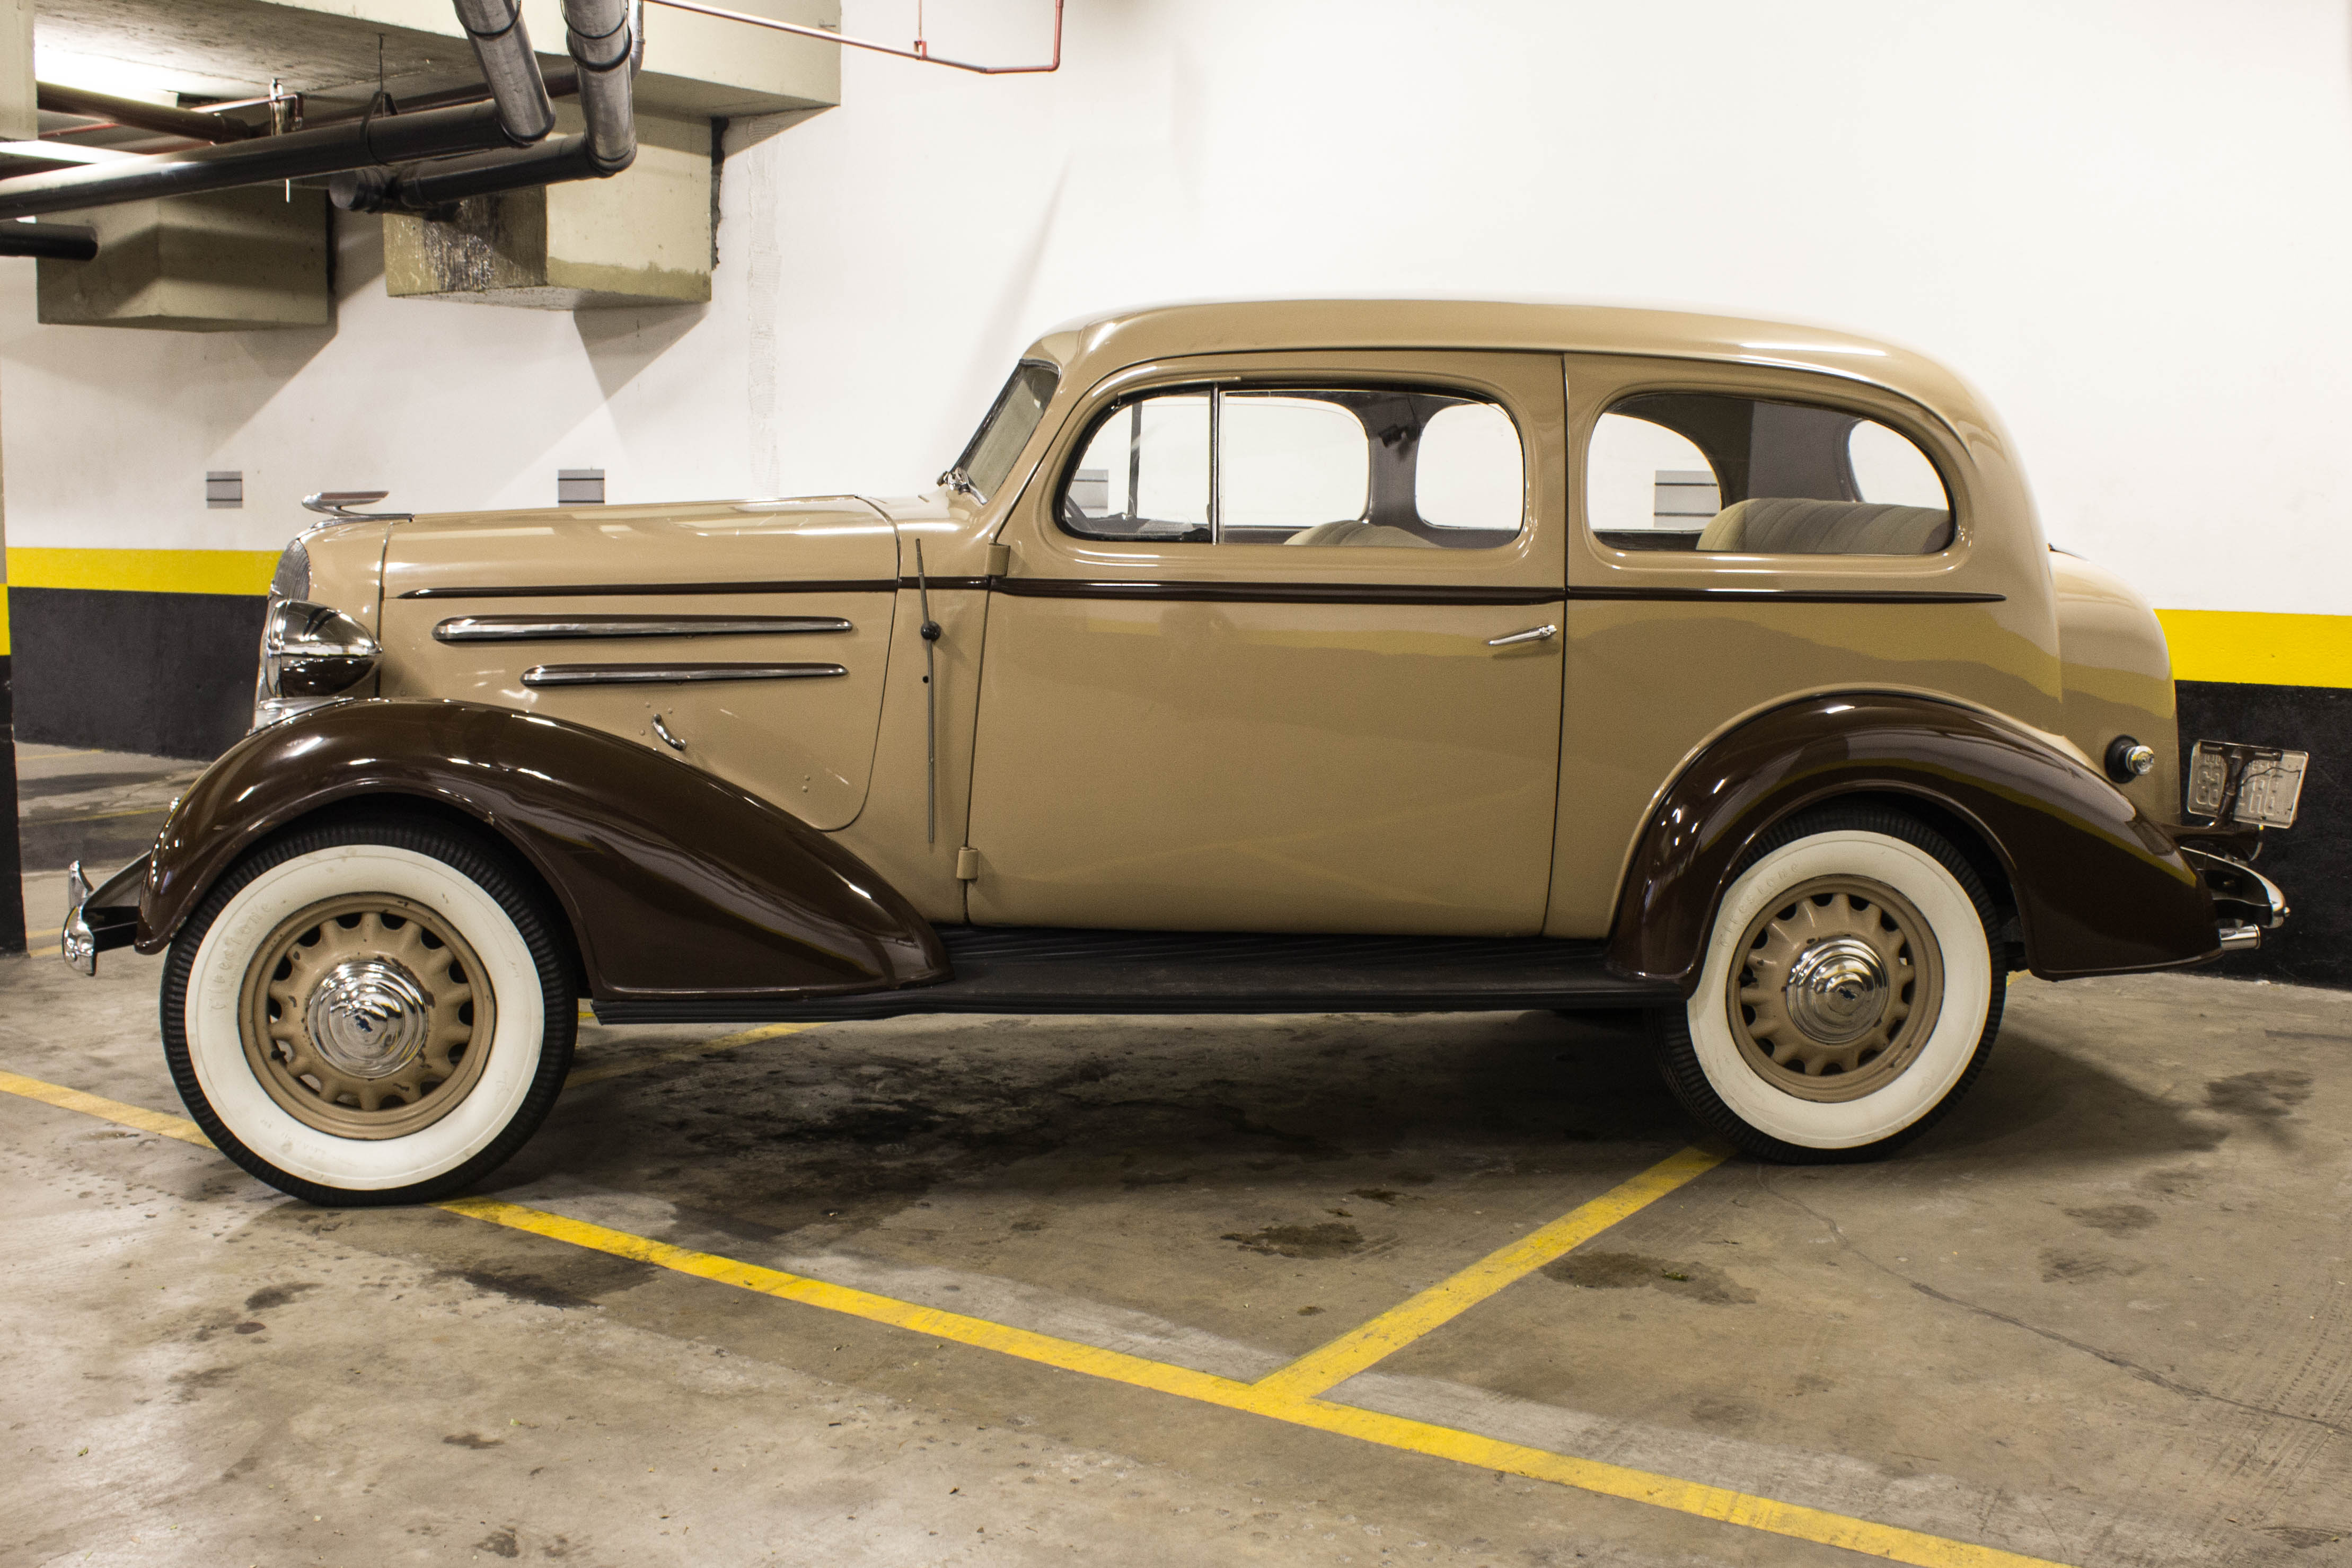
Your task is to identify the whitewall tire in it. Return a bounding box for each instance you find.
[161,815,575,1205]
[1652,805,2005,1162]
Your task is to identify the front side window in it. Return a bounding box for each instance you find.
[952,360,1061,502]
[1585,392,1952,554]
[1059,385,1524,548]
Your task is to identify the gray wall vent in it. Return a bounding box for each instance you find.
[558,469,606,505]
[206,471,243,509]
[1654,468,1719,528]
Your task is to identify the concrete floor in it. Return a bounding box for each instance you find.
[13,741,202,947]
[4,751,2350,1567]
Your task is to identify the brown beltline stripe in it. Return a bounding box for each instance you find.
[990,579,1567,606]
[989,580,2002,606]
[406,578,2002,608]
[401,579,899,600]
[1563,586,2005,604]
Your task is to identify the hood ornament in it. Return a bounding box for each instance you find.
[302,490,412,521]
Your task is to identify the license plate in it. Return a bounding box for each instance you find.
[2186,741,2309,828]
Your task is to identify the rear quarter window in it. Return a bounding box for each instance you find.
[1587,392,1952,556]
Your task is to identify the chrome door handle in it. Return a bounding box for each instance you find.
[1486,624,1558,648]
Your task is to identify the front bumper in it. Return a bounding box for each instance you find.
[60,855,147,975]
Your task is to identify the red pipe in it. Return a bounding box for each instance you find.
[643,0,1061,75]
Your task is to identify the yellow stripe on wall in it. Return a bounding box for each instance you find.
[0,590,10,657]
[6,547,279,597]
[2157,609,2352,691]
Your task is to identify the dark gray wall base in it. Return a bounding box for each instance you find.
[12,587,262,760]
[2175,680,2348,989]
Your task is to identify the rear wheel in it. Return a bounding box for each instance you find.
[1651,805,2003,1162]
[161,815,575,1205]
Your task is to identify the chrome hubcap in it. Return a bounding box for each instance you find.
[1725,874,1945,1103]
[303,956,433,1079]
[239,894,496,1139]
[1782,937,1890,1047]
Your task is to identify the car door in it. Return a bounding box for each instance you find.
[963,349,1567,936]
[1544,354,2063,939]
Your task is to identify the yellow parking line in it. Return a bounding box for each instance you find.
[1254,1142,1728,1401]
[0,1070,2080,1568]
[443,1195,1257,1399]
[566,1021,819,1086]
[0,1069,212,1147]
[446,1194,2071,1568]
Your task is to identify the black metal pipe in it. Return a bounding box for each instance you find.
[331,133,611,214]
[0,222,99,260]
[335,0,637,216]
[36,82,257,144]
[562,0,637,174]
[0,100,531,221]
[298,69,582,131]
[452,0,558,143]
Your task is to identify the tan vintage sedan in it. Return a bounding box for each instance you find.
[63,300,2302,1205]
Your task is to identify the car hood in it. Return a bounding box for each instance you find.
[379,496,901,600]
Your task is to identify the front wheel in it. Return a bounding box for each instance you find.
[161,815,576,1205]
[1651,805,2004,1162]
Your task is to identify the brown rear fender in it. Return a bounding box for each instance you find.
[1606,693,2217,991]
[139,699,948,1006]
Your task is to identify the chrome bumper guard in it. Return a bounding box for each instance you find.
[2179,845,2289,954]
[61,855,148,976]
[2179,736,2305,955]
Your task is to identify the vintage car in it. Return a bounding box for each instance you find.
[62,300,2303,1206]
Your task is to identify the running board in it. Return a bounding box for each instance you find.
[591,927,1679,1025]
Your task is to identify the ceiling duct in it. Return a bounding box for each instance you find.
[334,0,640,216]
[0,222,98,260]
[0,0,557,223]
[450,0,558,144]
[34,83,257,145]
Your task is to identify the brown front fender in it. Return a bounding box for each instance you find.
[139,699,948,1006]
[1606,694,2218,991]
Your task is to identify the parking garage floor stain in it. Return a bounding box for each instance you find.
[4,935,2349,1567]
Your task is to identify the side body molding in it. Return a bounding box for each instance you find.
[139,700,948,1005]
[1606,694,2218,991]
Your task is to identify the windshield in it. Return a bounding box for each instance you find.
[952,360,1060,501]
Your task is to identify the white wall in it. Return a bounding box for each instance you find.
[4,0,2348,615]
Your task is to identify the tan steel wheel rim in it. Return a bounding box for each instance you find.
[237,893,496,1140]
[1725,874,1944,1104]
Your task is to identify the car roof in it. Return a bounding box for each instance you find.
[1024,298,1995,440]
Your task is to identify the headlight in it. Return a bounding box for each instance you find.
[262,600,379,697]
[252,598,378,729]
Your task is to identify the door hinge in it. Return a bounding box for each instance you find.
[984,542,1011,577]
[955,847,981,881]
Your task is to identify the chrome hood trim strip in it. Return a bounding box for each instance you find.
[519,662,848,688]
[437,614,852,642]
